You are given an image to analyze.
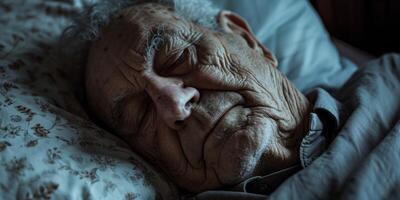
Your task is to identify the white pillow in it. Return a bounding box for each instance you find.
[0,0,178,199]
[212,0,358,92]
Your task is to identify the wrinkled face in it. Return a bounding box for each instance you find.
[86,3,302,192]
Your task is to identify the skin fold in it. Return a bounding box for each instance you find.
[85,3,311,192]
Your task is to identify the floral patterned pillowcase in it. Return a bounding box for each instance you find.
[0,0,178,199]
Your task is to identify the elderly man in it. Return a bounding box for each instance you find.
[62,0,400,199]
[82,0,310,191]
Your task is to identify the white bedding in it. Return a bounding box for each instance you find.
[212,0,358,92]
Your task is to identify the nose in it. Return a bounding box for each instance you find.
[144,74,200,130]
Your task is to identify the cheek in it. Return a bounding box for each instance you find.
[213,112,274,184]
[224,35,272,82]
[182,40,252,90]
[116,94,149,134]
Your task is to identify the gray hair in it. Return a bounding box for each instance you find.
[57,0,220,100]
[62,0,220,43]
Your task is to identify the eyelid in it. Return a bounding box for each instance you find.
[156,33,201,75]
[160,48,187,75]
[165,31,202,57]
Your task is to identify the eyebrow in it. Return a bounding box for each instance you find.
[144,26,167,63]
[144,25,202,59]
[146,28,203,68]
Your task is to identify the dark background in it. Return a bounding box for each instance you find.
[311,0,400,56]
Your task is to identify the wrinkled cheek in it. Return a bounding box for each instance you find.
[216,122,272,185]
[216,130,259,184]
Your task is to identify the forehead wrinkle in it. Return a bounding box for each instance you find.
[110,18,148,72]
[145,25,195,67]
[120,10,202,72]
[118,25,159,72]
[162,26,203,56]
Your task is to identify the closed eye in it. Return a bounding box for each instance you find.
[174,50,186,66]
[161,49,189,75]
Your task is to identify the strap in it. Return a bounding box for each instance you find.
[233,164,302,195]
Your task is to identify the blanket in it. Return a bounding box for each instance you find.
[270,54,400,199]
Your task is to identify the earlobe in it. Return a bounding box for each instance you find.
[217,11,278,67]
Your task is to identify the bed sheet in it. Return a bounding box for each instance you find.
[270,54,400,199]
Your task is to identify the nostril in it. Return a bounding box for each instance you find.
[185,96,197,110]
[175,120,185,127]
[190,96,197,103]
[185,102,192,110]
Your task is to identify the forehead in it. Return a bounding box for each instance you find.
[119,3,193,46]
[99,3,194,68]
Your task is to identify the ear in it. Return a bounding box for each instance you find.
[218,11,278,67]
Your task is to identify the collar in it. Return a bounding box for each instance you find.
[300,88,344,167]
